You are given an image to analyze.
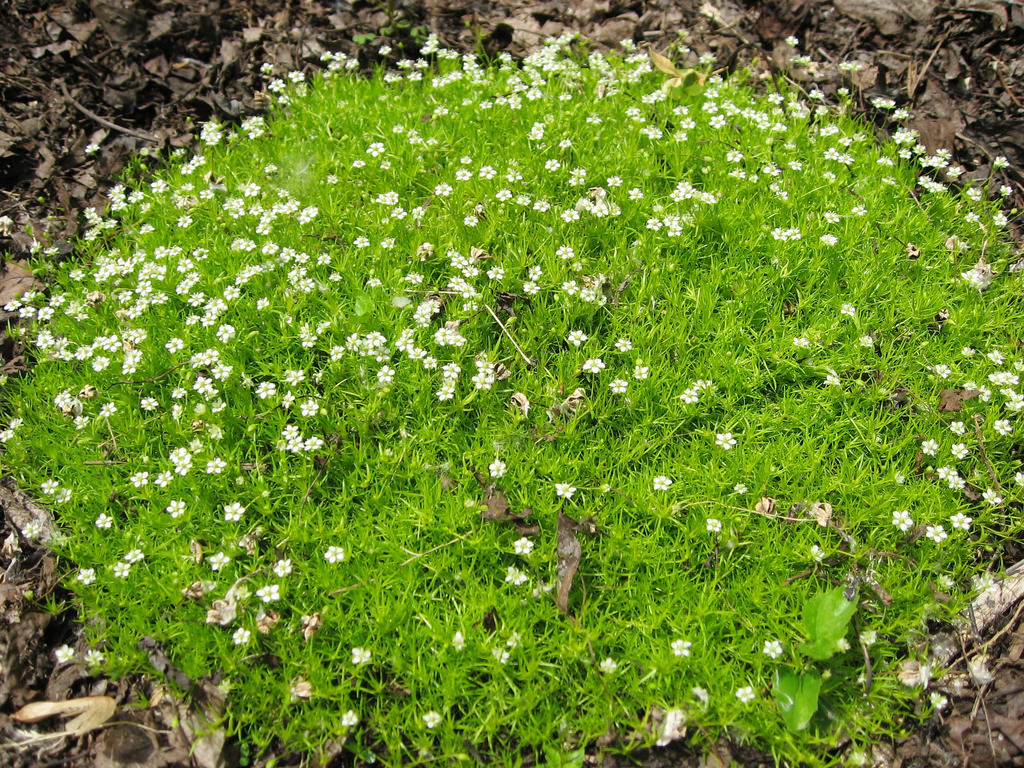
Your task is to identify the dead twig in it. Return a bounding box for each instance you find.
[907,32,948,101]
[112,362,187,387]
[993,60,1024,109]
[58,82,159,143]
[972,414,1000,491]
[399,533,469,566]
[484,303,535,367]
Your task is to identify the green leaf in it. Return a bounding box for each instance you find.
[649,50,681,76]
[799,587,858,661]
[353,292,374,318]
[772,668,822,732]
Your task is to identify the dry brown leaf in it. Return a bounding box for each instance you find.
[0,261,44,308]
[810,501,833,527]
[256,608,280,634]
[472,468,530,525]
[290,677,313,700]
[754,497,776,516]
[205,598,236,626]
[549,387,586,420]
[656,707,687,746]
[0,485,57,544]
[182,581,206,600]
[301,612,322,641]
[898,658,932,688]
[510,392,530,416]
[938,388,980,412]
[556,511,582,616]
[12,695,116,736]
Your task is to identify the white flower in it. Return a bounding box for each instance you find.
[763,639,783,659]
[892,509,914,532]
[921,439,939,456]
[582,358,605,374]
[505,566,528,586]
[209,552,230,571]
[54,645,75,664]
[224,502,245,522]
[653,475,672,491]
[715,432,737,450]
[671,639,691,658]
[706,518,722,534]
[273,559,293,578]
[982,488,1002,506]
[555,483,576,499]
[325,546,346,563]
[256,584,281,603]
[452,631,465,651]
[599,657,618,674]
[341,710,359,728]
[925,525,948,544]
[233,627,251,645]
[950,513,972,532]
[423,711,442,729]
[513,537,534,556]
[488,459,506,478]
[735,686,756,704]
[351,647,372,665]
[609,379,629,394]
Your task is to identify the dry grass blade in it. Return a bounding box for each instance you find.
[12,695,117,736]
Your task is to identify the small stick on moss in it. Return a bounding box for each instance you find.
[484,303,535,367]
[113,362,187,387]
[399,533,469,566]
[329,579,376,596]
[688,498,809,523]
[973,414,1001,491]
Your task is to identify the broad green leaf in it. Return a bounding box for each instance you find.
[353,292,373,318]
[649,50,681,77]
[799,587,858,661]
[772,668,822,732]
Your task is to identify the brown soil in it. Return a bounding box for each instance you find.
[1,1,1023,766]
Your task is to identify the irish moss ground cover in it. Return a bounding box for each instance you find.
[2,34,1022,766]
